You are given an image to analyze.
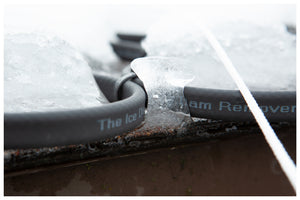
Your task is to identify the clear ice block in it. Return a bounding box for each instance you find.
[4,32,107,113]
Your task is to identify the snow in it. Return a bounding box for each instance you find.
[4,32,107,113]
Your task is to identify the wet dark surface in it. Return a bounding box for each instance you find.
[4,125,296,196]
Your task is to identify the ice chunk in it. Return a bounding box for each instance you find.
[4,5,172,73]
[4,32,108,113]
[131,57,195,129]
[208,21,296,91]
[131,57,194,113]
[131,57,194,129]
[143,12,296,92]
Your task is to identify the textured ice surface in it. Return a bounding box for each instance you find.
[132,57,194,113]
[4,32,107,113]
[131,57,194,129]
[4,5,170,74]
[143,14,296,91]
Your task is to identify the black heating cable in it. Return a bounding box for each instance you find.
[4,72,296,149]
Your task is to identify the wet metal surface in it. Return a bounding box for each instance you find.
[5,125,295,195]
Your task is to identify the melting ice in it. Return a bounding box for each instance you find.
[142,13,296,92]
[4,32,107,113]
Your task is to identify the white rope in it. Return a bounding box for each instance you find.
[201,27,296,192]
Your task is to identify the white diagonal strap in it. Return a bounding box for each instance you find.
[202,26,296,192]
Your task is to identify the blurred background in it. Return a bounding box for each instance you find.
[4,4,296,69]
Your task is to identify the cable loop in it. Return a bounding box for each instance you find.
[113,72,137,101]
